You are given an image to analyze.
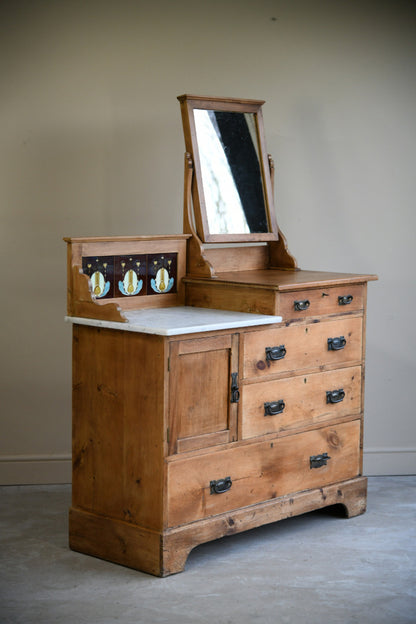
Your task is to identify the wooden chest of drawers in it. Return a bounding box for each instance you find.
[68,265,375,576]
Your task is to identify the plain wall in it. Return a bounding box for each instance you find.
[1,0,415,483]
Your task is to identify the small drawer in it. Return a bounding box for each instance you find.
[167,420,361,527]
[242,316,363,380]
[279,284,364,320]
[241,366,362,439]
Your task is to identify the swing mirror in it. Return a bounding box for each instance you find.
[178,95,279,243]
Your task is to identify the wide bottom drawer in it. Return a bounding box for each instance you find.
[167,420,361,527]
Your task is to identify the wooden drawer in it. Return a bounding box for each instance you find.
[242,316,363,379]
[167,420,361,527]
[278,284,364,320]
[240,366,361,439]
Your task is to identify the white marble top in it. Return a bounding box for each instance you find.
[65,306,282,336]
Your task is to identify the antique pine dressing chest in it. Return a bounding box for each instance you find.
[65,95,377,576]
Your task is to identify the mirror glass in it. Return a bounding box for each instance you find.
[193,110,269,236]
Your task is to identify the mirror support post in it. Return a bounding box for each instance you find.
[266,154,298,270]
[183,152,215,278]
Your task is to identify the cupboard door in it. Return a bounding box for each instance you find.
[168,334,239,454]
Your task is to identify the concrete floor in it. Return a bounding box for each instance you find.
[0,477,415,624]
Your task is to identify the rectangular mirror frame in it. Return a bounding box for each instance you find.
[178,94,279,244]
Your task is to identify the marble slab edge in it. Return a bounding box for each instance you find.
[64,306,282,336]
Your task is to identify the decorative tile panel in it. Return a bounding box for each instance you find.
[82,253,178,299]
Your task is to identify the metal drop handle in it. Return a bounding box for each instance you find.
[328,336,347,351]
[338,294,353,305]
[265,345,286,362]
[326,389,345,404]
[264,400,285,416]
[210,477,232,495]
[310,453,331,469]
[294,299,310,311]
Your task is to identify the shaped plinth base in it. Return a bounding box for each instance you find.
[69,477,367,577]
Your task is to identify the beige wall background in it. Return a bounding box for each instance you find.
[1,0,415,483]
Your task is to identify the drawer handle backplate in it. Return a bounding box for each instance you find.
[326,388,345,404]
[338,294,354,305]
[210,477,232,495]
[265,345,286,362]
[310,453,331,469]
[264,400,285,416]
[328,336,346,351]
[294,299,310,312]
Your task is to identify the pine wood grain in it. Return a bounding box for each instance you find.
[162,476,367,576]
[69,507,163,577]
[184,279,278,314]
[241,365,362,439]
[242,317,363,380]
[72,325,168,531]
[184,270,376,316]
[167,420,360,527]
[214,269,378,290]
[168,334,238,454]
[70,476,367,577]
[278,284,364,318]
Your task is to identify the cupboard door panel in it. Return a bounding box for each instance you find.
[167,420,361,526]
[175,348,229,438]
[169,334,238,454]
[242,317,363,379]
[241,366,362,439]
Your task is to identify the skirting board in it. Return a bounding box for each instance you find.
[0,449,415,485]
[0,454,71,485]
[363,448,416,477]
